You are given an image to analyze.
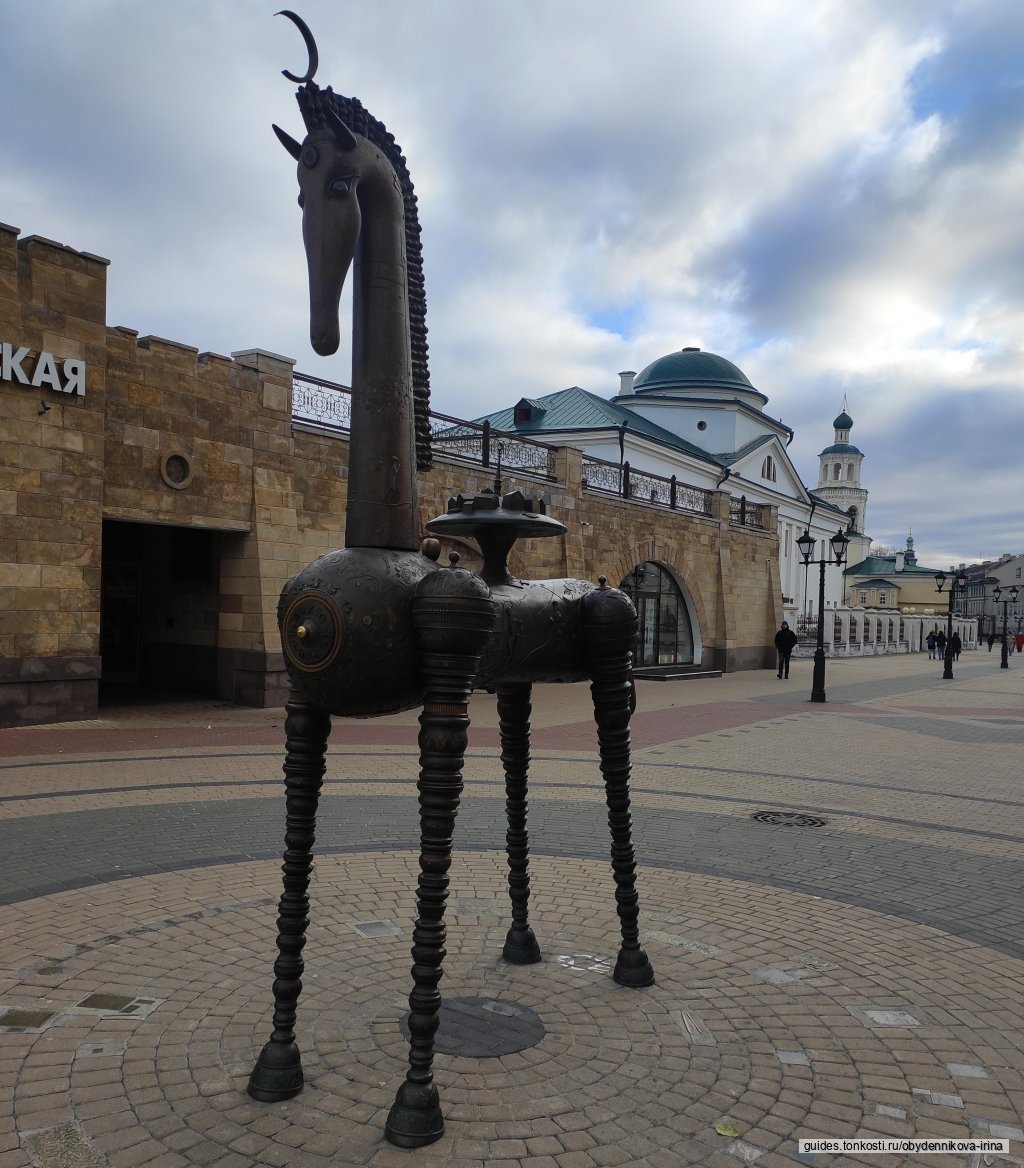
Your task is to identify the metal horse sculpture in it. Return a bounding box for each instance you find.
[248,13,654,1149]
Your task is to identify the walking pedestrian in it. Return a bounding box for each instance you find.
[951,631,961,661]
[936,630,947,660]
[774,621,798,679]
[987,633,995,652]
[926,631,936,659]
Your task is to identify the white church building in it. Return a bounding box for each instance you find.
[471,346,872,624]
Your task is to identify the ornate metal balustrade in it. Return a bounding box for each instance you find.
[291,373,730,519]
[729,494,766,529]
[580,454,713,517]
[430,415,557,479]
[292,371,352,433]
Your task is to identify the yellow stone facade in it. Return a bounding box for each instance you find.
[0,225,782,726]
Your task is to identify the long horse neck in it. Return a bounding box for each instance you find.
[345,166,420,551]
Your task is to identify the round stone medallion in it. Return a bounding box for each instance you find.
[399,995,546,1057]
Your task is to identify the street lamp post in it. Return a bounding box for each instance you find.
[796,526,851,704]
[993,585,1020,669]
[934,569,968,679]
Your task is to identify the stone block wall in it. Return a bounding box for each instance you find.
[1,222,781,725]
[0,226,108,724]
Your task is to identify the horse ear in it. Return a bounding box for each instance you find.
[273,124,303,160]
[325,106,358,151]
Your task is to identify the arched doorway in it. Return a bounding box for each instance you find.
[619,561,695,667]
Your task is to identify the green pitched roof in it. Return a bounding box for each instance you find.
[845,555,940,578]
[716,433,775,466]
[465,386,726,467]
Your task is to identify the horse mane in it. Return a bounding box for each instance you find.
[297,83,432,471]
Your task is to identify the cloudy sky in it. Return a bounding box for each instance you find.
[4,0,1023,567]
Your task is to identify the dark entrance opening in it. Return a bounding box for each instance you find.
[619,561,694,667]
[100,519,221,704]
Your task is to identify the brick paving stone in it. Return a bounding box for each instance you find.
[0,659,1023,1164]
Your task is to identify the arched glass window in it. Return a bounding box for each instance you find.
[761,455,776,482]
[619,561,694,667]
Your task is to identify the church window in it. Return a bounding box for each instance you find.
[879,591,887,606]
[761,455,776,481]
[833,463,841,480]
[859,591,867,604]
[847,463,855,479]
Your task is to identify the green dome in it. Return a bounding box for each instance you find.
[833,410,854,429]
[633,346,754,393]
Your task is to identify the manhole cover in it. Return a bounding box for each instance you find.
[751,810,828,827]
[399,995,545,1057]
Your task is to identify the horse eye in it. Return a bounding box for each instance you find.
[330,178,351,199]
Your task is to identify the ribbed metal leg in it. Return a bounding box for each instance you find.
[581,581,655,989]
[248,698,331,1101]
[497,683,541,965]
[385,565,495,1148]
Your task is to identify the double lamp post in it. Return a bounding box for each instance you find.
[797,526,851,704]
[933,569,967,679]
[993,584,1020,669]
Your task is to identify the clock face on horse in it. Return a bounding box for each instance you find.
[248,12,653,1149]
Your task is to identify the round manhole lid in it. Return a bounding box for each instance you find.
[400,995,545,1057]
[751,810,828,827]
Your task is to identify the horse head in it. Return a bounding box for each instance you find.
[273,12,379,357]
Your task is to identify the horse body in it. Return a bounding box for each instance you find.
[249,17,653,1148]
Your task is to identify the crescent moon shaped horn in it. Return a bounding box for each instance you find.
[276,9,318,84]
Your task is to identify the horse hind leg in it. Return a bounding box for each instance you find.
[497,682,542,965]
[248,698,331,1101]
[581,581,655,988]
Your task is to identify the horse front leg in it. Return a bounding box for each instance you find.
[248,697,331,1101]
[385,564,495,1148]
[497,682,542,965]
[581,580,655,988]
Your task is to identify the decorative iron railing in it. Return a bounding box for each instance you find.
[729,494,766,529]
[580,454,713,517]
[291,372,759,526]
[430,416,557,479]
[292,372,352,433]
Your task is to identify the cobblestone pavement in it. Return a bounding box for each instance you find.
[0,652,1022,1167]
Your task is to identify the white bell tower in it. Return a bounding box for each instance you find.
[816,400,868,533]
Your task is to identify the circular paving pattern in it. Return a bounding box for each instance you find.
[5,852,1024,1167]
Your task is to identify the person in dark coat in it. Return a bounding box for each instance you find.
[951,631,962,661]
[987,633,995,652]
[935,630,947,659]
[774,620,798,679]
